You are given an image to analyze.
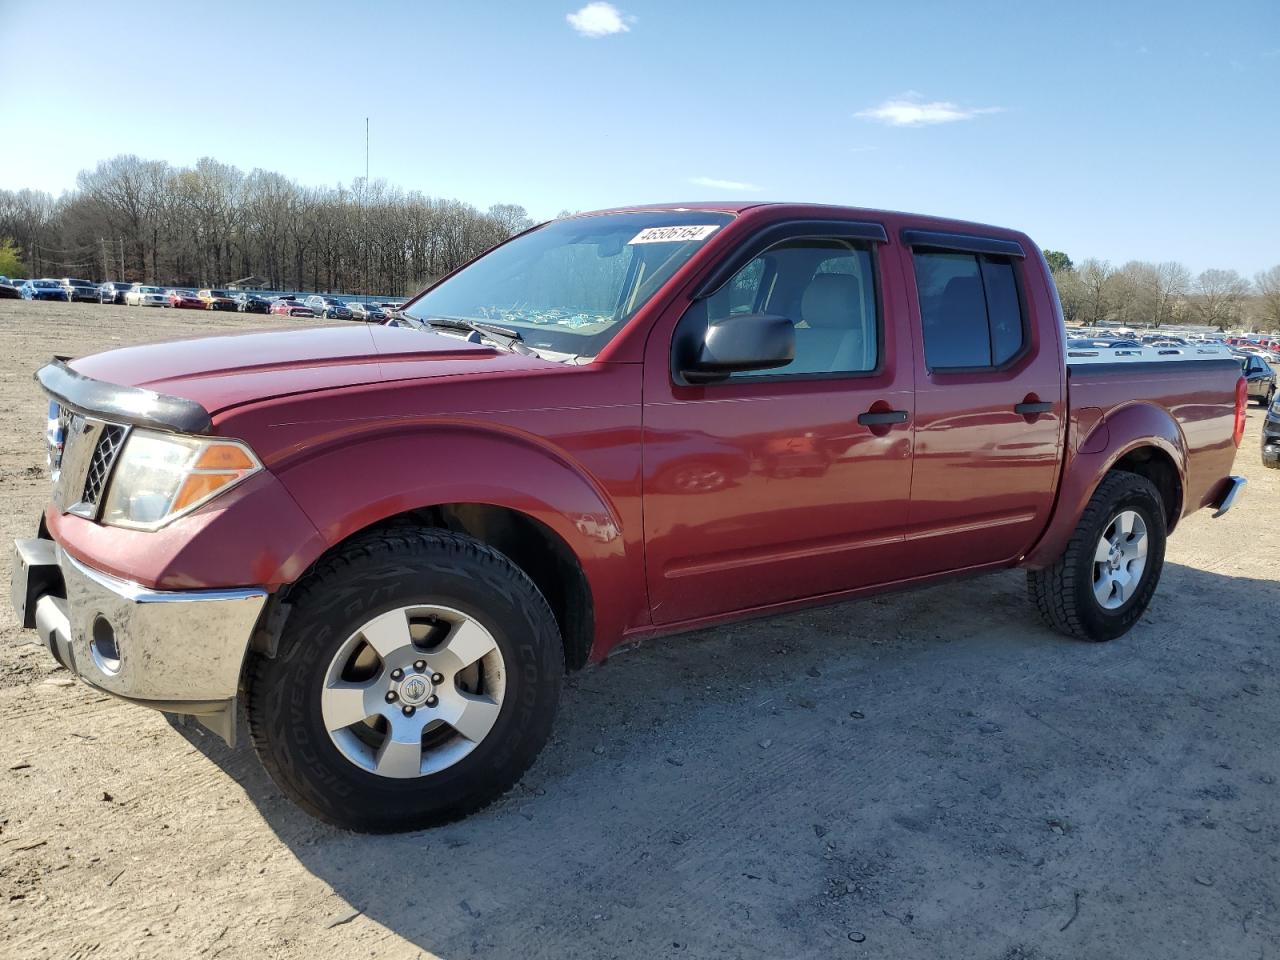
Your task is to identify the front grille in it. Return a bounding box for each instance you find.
[81,424,127,506]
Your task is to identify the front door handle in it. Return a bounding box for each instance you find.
[1014,401,1053,415]
[857,410,910,426]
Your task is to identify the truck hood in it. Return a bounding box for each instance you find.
[69,323,547,417]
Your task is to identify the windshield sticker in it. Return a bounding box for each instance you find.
[627,225,720,245]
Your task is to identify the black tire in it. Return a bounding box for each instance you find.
[247,527,563,832]
[1027,471,1167,642]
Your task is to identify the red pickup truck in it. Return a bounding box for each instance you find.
[11,202,1247,832]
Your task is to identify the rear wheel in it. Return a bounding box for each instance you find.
[1028,471,1167,642]
[247,528,564,832]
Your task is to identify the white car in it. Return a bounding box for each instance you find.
[124,283,168,307]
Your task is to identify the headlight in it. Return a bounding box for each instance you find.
[101,429,262,530]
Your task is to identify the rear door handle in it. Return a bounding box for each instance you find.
[857,410,910,426]
[1014,401,1053,415]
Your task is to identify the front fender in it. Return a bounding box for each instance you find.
[1022,401,1187,569]
[273,422,636,655]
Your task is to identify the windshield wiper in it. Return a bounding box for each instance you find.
[421,316,536,356]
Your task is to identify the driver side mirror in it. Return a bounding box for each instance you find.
[680,312,795,384]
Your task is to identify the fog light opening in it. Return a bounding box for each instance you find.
[90,616,121,674]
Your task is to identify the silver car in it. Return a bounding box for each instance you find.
[124,283,168,307]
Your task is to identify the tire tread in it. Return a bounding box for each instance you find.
[1027,470,1164,642]
[246,526,561,832]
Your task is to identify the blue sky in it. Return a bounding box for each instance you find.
[2,0,1277,272]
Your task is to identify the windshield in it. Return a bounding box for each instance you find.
[404,211,733,357]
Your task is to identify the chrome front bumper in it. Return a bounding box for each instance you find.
[11,538,267,743]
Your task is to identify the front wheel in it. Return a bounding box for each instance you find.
[1027,471,1167,642]
[247,528,564,832]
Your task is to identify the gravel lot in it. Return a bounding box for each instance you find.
[0,300,1277,960]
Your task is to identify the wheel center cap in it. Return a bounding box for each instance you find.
[397,674,433,707]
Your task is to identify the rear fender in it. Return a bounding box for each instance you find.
[1022,401,1187,569]
[274,423,633,658]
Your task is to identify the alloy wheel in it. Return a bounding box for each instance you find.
[1092,510,1148,610]
[320,604,506,778]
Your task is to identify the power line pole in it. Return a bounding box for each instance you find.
[101,238,110,280]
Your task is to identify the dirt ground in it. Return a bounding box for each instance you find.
[0,300,1277,960]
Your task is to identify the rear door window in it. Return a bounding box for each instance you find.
[914,250,1026,370]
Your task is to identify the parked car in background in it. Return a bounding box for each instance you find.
[268,296,316,318]
[1235,352,1276,406]
[197,289,238,311]
[124,283,167,307]
[98,281,132,304]
[345,300,386,322]
[167,288,205,310]
[20,279,70,301]
[10,201,1248,832]
[58,278,100,302]
[1263,395,1279,469]
[0,277,21,299]
[304,295,354,320]
[234,292,271,314]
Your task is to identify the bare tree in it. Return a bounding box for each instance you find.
[1191,269,1251,330]
[1254,266,1280,331]
[487,204,534,236]
[1049,266,1086,323]
[1151,261,1190,328]
[1077,259,1113,324]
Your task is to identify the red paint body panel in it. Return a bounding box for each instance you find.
[895,232,1067,575]
[216,362,647,649]
[638,211,917,622]
[46,470,327,591]
[47,202,1242,663]
[1021,363,1240,568]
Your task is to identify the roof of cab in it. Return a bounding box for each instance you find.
[571,201,1022,239]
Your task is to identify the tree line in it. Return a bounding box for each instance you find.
[2,153,1278,330]
[1044,251,1280,332]
[0,154,536,296]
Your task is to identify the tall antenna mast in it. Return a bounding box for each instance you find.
[364,117,369,302]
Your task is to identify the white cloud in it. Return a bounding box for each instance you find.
[566,2,633,38]
[855,93,1003,127]
[689,176,762,192]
